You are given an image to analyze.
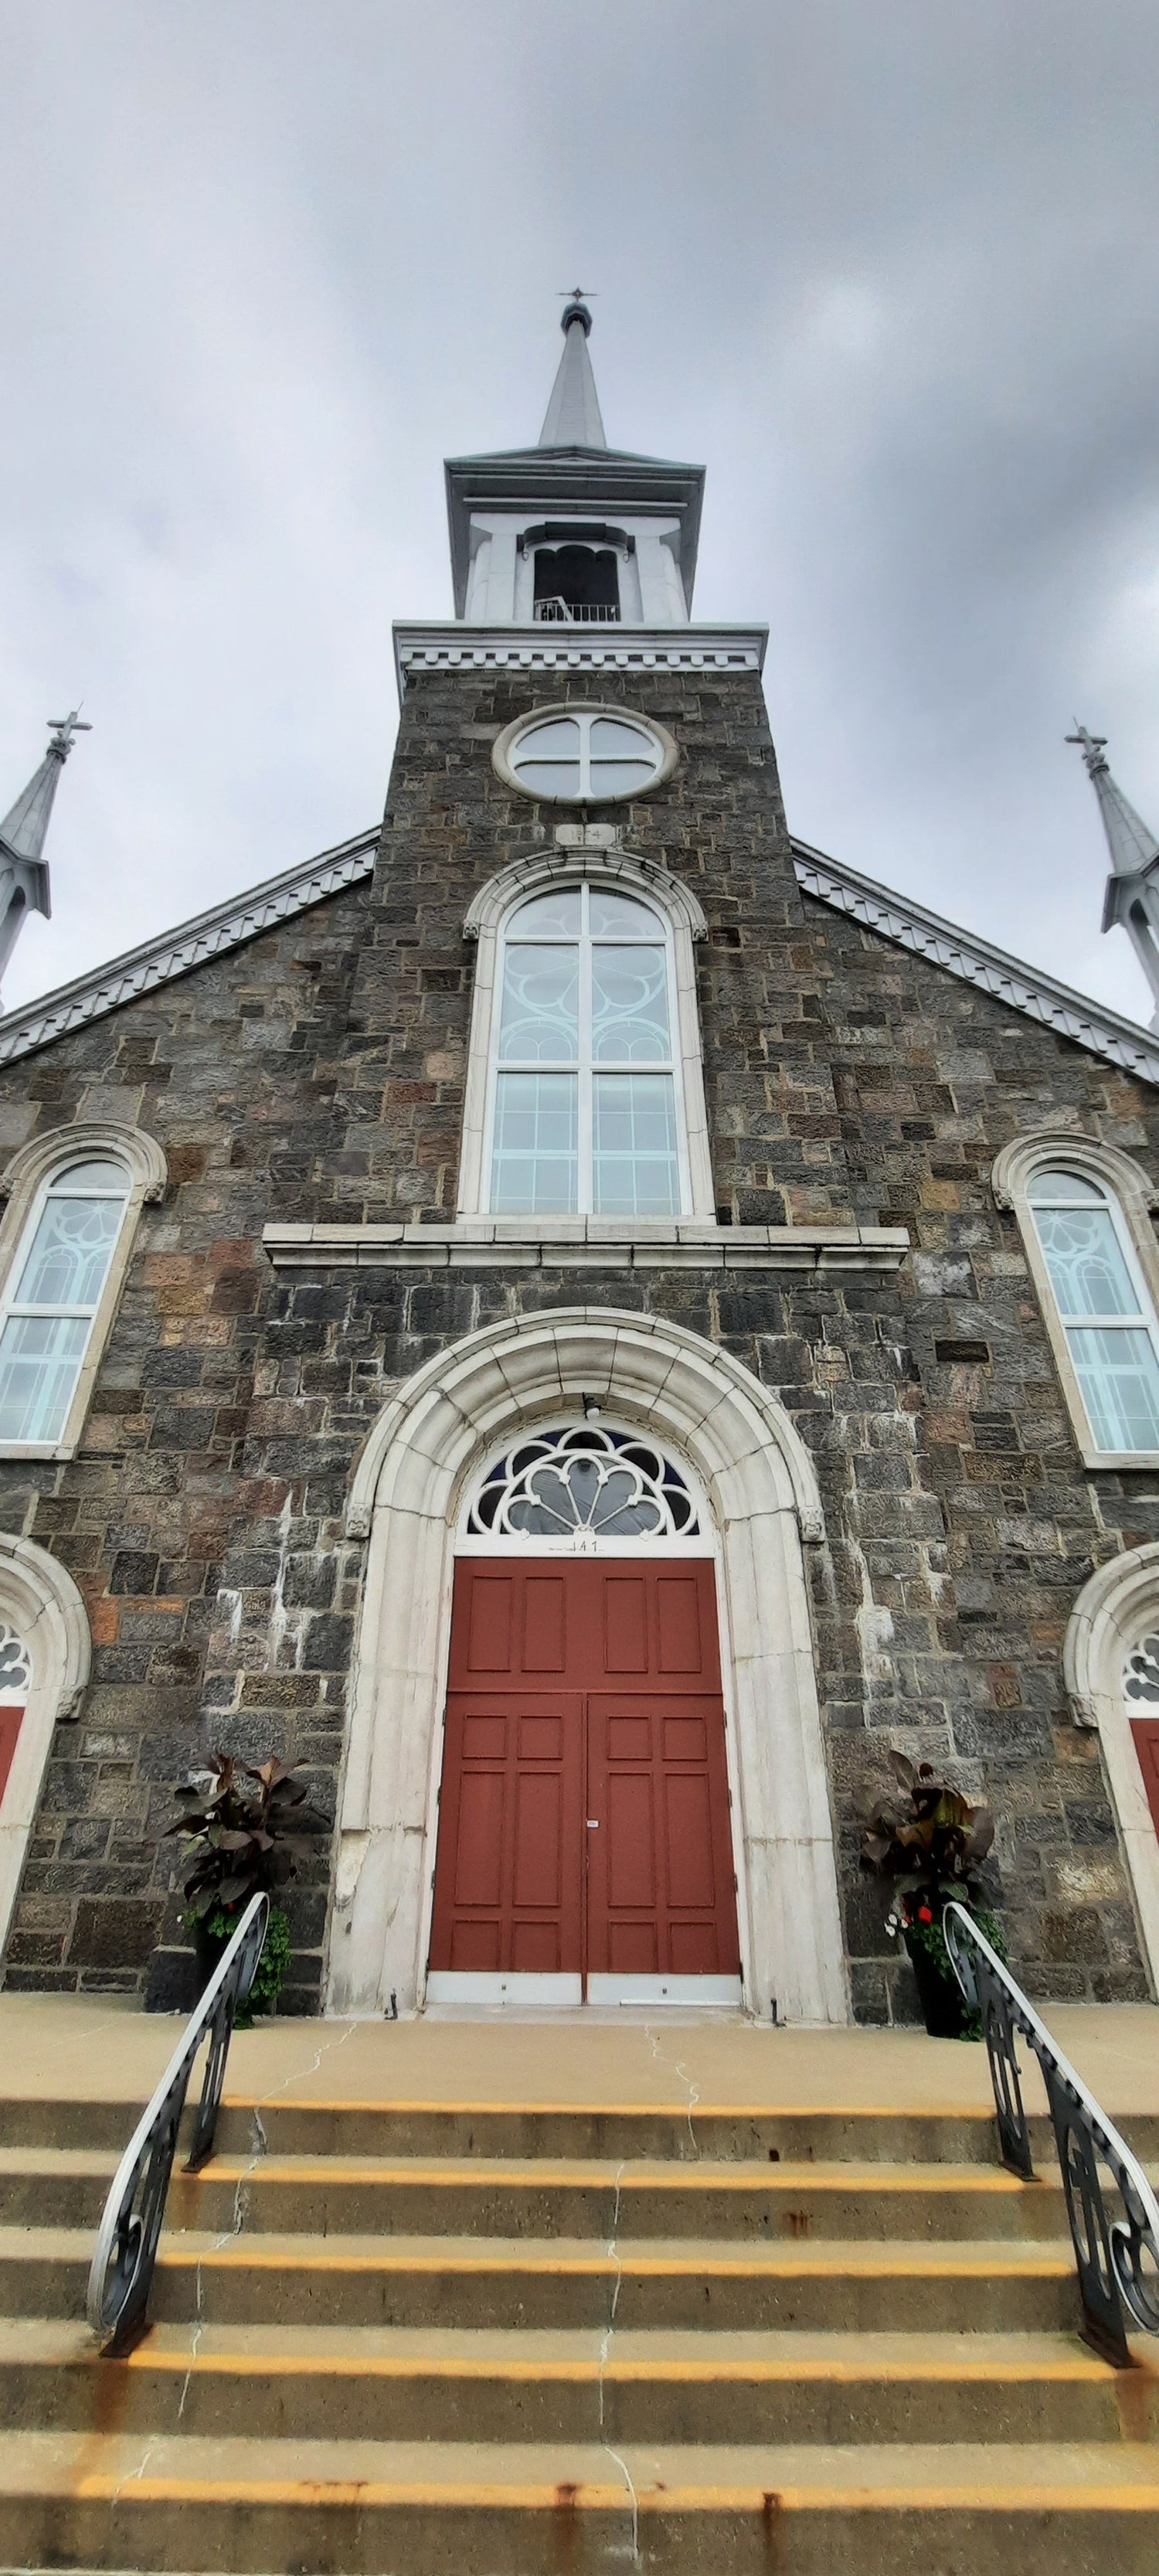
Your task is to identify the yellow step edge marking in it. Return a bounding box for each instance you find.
[69,2472,1159,2513]
[221,2097,999,2120]
[194,2159,1031,2193]
[157,2244,1074,2277]
[117,2350,1120,2384]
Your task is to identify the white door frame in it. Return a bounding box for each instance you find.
[325,1307,848,2024]
[0,1533,91,1965]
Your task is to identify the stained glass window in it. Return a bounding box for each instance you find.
[488,884,683,1216]
[465,1422,702,1543]
[1028,1167,1159,1454]
[0,1158,130,1445]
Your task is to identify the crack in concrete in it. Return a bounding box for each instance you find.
[642,2020,701,2158]
[596,2157,641,2567]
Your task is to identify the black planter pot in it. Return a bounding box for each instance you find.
[904,1924,970,2038]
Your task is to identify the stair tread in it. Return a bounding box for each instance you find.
[4,2316,1131,2376]
[3,2427,1158,2506]
[0,2221,1076,2273]
[0,2146,1074,2184]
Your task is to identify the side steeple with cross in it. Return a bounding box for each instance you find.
[1069,723,1159,1030]
[0,711,92,1000]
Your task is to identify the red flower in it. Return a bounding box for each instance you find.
[918,1905,933,1924]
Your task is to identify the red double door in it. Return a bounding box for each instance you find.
[428,1557,740,1994]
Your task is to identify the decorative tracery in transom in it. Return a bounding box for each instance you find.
[1124,1635,1159,1703]
[0,1625,32,1702]
[464,1423,702,1545]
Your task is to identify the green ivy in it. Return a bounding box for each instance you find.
[185,1900,293,2023]
[905,1905,1008,2041]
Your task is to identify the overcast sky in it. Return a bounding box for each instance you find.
[2,1,1158,1026]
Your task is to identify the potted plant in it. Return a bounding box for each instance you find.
[165,1753,330,2018]
[858,1751,1004,2037]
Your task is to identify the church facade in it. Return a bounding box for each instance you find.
[1,304,1158,2023]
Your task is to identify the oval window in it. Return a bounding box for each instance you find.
[495,705,675,805]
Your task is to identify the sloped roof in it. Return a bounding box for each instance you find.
[0,819,1156,1089]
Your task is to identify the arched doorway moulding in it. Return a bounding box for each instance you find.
[327,1308,848,2025]
[1064,1545,1159,1996]
[0,1533,91,1963]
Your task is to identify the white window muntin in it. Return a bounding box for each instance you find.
[482,882,691,1218]
[1027,1166,1159,1458]
[0,1157,131,1448]
[457,1417,712,1556]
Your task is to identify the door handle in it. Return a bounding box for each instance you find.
[586,1819,599,1829]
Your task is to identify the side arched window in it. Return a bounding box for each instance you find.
[994,1135,1159,1466]
[0,1126,166,1458]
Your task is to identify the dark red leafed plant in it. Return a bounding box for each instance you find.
[165,1753,330,1922]
[858,1749,995,1911]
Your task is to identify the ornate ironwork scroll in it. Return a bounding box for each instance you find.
[944,1899,1159,2366]
[86,1890,269,2354]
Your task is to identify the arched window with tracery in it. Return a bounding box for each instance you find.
[486,882,687,1218]
[994,1134,1159,1467]
[0,1125,167,1459]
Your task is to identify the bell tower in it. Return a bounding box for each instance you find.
[442,296,705,630]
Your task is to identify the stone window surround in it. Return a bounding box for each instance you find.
[993,1128,1159,1471]
[457,836,714,1223]
[1065,1545,1159,1997]
[0,1533,91,1962]
[326,1306,848,2026]
[0,1122,168,1462]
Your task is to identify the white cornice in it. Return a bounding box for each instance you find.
[263,1219,910,1273]
[393,622,768,703]
[792,839,1159,1087]
[0,829,379,1070]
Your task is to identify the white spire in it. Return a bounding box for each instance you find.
[1069,723,1159,1031]
[539,294,607,450]
[0,712,90,1002]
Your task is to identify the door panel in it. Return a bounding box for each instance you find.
[1133,1720,1159,1838]
[586,1691,739,1979]
[429,1688,584,1975]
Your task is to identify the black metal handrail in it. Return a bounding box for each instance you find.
[943,1898,1159,2364]
[87,1891,269,2353]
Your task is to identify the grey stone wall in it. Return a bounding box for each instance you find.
[0,658,1154,2017]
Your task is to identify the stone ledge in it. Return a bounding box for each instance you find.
[262,1220,910,1273]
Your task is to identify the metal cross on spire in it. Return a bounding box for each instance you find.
[1069,721,1159,1032]
[46,710,93,763]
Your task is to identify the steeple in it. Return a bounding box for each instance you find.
[539,294,607,451]
[0,712,90,1001]
[1069,723,1159,1030]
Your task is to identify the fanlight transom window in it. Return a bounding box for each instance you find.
[464,1422,702,1545]
[507,711,664,803]
[488,883,685,1217]
[1027,1166,1159,1454]
[0,1157,131,1445]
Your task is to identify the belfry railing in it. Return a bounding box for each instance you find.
[87,1890,269,2353]
[943,1899,1159,2365]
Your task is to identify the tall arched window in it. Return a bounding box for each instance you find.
[485,882,688,1217]
[994,1133,1159,1466]
[0,1158,131,1444]
[0,1125,167,1459]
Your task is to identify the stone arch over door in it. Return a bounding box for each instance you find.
[327,1308,847,2023]
[1065,1546,1159,1996]
[0,1533,91,1964]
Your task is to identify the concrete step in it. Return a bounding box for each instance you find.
[0,2226,1083,2333]
[0,2145,1130,2244]
[1,2428,1157,2573]
[5,2317,1156,2448]
[4,2091,1157,2166]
